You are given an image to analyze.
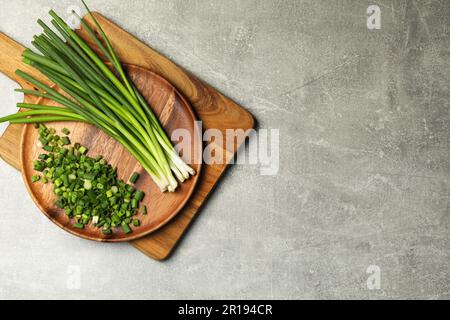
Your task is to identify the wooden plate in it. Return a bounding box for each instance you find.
[20,65,202,242]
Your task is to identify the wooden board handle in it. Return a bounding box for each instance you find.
[0,32,48,89]
[0,33,50,168]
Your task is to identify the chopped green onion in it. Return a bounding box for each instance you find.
[129,172,140,184]
[83,179,92,190]
[54,178,63,187]
[39,137,49,146]
[134,190,145,201]
[29,125,146,235]
[121,224,131,234]
[62,136,71,145]
[73,222,84,229]
[78,146,88,155]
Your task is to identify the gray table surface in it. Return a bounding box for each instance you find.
[0,0,449,299]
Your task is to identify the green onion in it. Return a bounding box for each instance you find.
[0,1,196,193]
[29,125,146,235]
[78,146,88,155]
[121,224,131,234]
[39,137,49,145]
[84,179,92,190]
[134,190,145,201]
[129,172,140,184]
[73,222,84,229]
[62,136,71,145]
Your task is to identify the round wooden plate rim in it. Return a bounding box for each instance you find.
[20,64,202,242]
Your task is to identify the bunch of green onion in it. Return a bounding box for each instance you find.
[0,1,195,192]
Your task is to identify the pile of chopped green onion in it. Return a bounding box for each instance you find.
[0,0,195,192]
[32,124,147,234]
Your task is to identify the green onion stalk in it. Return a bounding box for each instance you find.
[0,0,196,192]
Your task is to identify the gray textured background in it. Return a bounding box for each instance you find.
[0,0,449,299]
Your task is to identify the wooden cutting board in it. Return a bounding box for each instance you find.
[0,13,254,260]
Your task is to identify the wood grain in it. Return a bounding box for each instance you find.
[0,13,254,260]
[0,32,51,90]
[21,65,202,242]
